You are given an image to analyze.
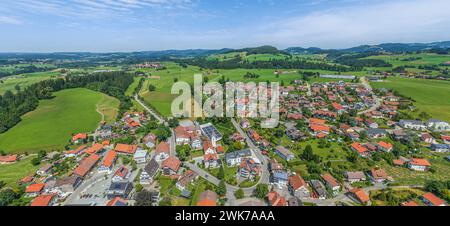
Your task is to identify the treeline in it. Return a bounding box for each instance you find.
[0,65,56,78]
[331,52,393,68]
[0,71,134,133]
[176,57,354,72]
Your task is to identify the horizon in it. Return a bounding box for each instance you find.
[1,0,450,52]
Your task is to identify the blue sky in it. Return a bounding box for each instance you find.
[0,0,449,52]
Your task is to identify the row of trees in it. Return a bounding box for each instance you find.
[0,71,134,134]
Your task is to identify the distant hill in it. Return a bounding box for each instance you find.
[225,45,290,55]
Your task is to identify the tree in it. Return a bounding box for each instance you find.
[255,184,269,199]
[0,188,19,206]
[216,180,227,196]
[135,184,143,193]
[148,84,156,91]
[234,188,244,199]
[31,157,41,166]
[217,166,225,180]
[134,190,154,206]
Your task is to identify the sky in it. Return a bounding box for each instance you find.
[0,0,449,52]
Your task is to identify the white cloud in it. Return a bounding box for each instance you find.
[0,16,22,25]
[253,0,450,48]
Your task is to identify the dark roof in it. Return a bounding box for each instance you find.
[225,149,252,161]
[144,157,159,177]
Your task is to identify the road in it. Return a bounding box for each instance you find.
[305,81,312,96]
[358,76,382,115]
[134,94,176,156]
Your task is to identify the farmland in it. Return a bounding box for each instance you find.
[371,77,450,121]
[0,71,61,95]
[0,156,41,189]
[0,88,119,154]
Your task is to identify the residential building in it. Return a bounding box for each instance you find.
[155,142,170,161]
[321,173,340,196]
[98,150,117,174]
[140,158,159,185]
[133,149,148,164]
[288,174,310,198]
[344,171,366,183]
[408,158,431,171]
[310,180,327,199]
[225,149,252,166]
[421,192,446,206]
[162,156,181,175]
[107,182,133,199]
[197,190,217,206]
[267,191,287,206]
[73,154,101,177]
[274,146,295,161]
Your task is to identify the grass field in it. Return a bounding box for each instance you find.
[0,71,61,95]
[371,77,450,121]
[0,156,41,189]
[0,88,119,154]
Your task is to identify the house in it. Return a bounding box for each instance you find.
[310,180,327,199]
[98,150,117,174]
[286,128,305,141]
[274,146,295,161]
[377,141,393,152]
[287,197,302,206]
[112,166,129,182]
[204,153,220,169]
[408,158,431,171]
[344,171,366,183]
[349,188,370,204]
[197,190,217,206]
[65,145,87,158]
[203,140,215,154]
[133,149,148,164]
[399,120,427,131]
[200,123,223,141]
[0,154,18,164]
[269,159,284,172]
[53,175,82,198]
[240,119,250,129]
[72,133,87,144]
[155,142,170,161]
[401,200,419,206]
[143,133,157,148]
[321,173,340,196]
[351,142,370,157]
[73,154,101,177]
[239,158,261,180]
[420,133,435,143]
[175,126,191,145]
[288,174,310,198]
[392,129,408,141]
[367,128,387,139]
[84,143,104,155]
[37,164,53,176]
[140,158,159,185]
[369,168,388,183]
[426,119,450,132]
[25,183,46,197]
[176,170,198,191]
[114,144,138,155]
[30,194,57,206]
[430,143,450,153]
[225,149,252,166]
[271,170,289,188]
[161,156,181,175]
[442,135,450,144]
[267,191,287,206]
[107,182,133,199]
[191,137,202,150]
[106,197,128,206]
[248,129,261,143]
[421,192,446,206]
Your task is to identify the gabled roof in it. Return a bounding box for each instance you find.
[115,144,138,154]
[422,192,446,206]
[85,143,104,155]
[106,197,128,206]
[155,142,170,154]
[30,194,55,206]
[114,166,129,179]
[409,158,431,167]
[352,142,368,154]
[72,133,87,142]
[162,156,181,172]
[377,141,393,150]
[74,154,101,177]
[289,174,307,191]
[197,190,217,206]
[370,168,388,180]
[102,151,117,168]
[0,154,17,163]
[350,188,369,203]
[26,183,46,193]
[321,173,339,188]
[401,201,419,206]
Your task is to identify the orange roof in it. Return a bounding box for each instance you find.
[66,145,87,155]
[321,173,339,188]
[74,154,101,177]
[310,124,330,133]
[31,194,55,206]
[410,158,431,167]
[267,191,286,206]
[203,140,214,152]
[156,142,170,154]
[115,144,138,154]
[162,156,181,172]
[289,174,306,190]
[309,118,326,125]
[352,142,368,154]
[25,183,45,193]
[401,201,419,206]
[316,133,328,138]
[371,168,388,179]
[72,133,87,142]
[216,145,224,153]
[422,192,446,206]
[332,102,344,110]
[197,190,217,206]
[377,141,393,150]
[102,151,117,168]
[85,143,104,155]
[107,197,128,206]
[0,154,17,163]
[102,140,110,146]
[393,159,405,166]
[350,188,369,203]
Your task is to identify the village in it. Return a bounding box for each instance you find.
[1,77,449,207]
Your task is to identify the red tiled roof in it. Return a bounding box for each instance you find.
[352,142,368,154]
[85,143,104,155]
[115,144,138,154]
[410,158,431,167]
[321,173,339,188]
[370,168,388,180]
[0,154,17,163]
[267,191,286,206]
[106,197,128,206]
[114,166,129,179]
[350,188,369,203]
[66,145,87,155]
[73,154,101,177]
[288,174,306,191]
[72,133,87,142]
[102,151,117,168]
[377,141,393,150]
[25,183,45,193]
[422,192,446,206]
[309,118,326,125]
[30,194,55,206]
[401,201,419,206]
[156,142,170,154]
[310,124,330,133]
[197,190,217,206]
[162,156,181,172]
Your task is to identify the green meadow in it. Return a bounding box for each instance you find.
[0,88,119,154]
[0,157,41,189]
[0,71,61,95]
[371,77,450,121]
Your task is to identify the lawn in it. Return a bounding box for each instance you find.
[0,71,61,95]
[0,156,41,189]
[0,88,119,154]
[371,77,450,121]
[125,77,142,97]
